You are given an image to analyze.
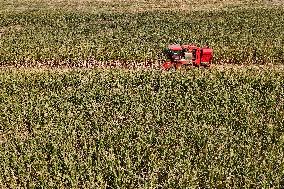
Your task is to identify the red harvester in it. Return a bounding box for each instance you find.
[162,44,213,70]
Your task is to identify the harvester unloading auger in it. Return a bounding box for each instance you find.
[162,44,213,70]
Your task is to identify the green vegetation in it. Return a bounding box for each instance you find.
[1,0,284,188]
[0,0,283,66]
[0,68,284,188]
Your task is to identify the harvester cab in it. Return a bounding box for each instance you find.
[162,44,213,70]
[165,45,183,61]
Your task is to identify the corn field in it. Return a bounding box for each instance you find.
[0,68,283,188]
[0,0,284,188]
[0,1,283,67]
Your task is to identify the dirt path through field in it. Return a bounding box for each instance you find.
[1,62,283,73]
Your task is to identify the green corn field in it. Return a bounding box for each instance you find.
[1,67,284,188]
[0,0,283,66]
[0,0,284,188]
